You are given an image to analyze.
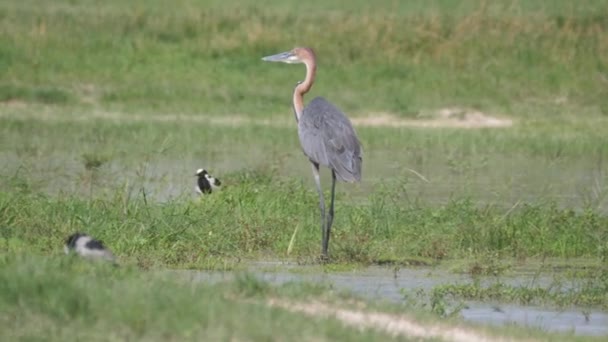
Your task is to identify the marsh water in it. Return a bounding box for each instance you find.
[2,148,607,213]
[181,264,608,337]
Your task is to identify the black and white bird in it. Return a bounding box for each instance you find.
[195,168,221,194]
[64,232,116,263]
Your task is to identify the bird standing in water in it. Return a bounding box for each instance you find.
[262,47,362,259]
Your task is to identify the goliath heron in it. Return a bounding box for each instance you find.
[262,47,362,258]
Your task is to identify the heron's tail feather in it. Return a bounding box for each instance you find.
[333,155,362,183]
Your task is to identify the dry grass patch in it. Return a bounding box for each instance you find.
[0,104,512,129]
[267,298,533,342]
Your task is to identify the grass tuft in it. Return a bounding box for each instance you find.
[0,84,71,104]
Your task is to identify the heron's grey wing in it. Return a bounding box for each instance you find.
[298,97,362,182]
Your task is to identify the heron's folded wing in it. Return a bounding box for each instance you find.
[299,97,362,182]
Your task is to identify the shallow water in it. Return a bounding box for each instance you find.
[181,265,608,336]
[2,149,607,214]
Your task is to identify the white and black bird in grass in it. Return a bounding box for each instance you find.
[64,232,116,263]
[195,168,222,194]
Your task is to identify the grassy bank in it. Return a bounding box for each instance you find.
[0,254,396,341]
[1,254,600,341]
[2,169,607,268]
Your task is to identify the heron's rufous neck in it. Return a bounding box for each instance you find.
[292,57,316,122]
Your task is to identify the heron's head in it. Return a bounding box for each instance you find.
[195,168,208,177]
[262,47,315,64]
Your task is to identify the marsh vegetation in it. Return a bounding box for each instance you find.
[1,0,608,340]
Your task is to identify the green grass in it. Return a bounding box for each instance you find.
[1,0,607,116]
[400,266,608,318]
[0,0,606,268]
[1,169,607,267]
[2,254,602,342]
[0,254,403,341]
[1,0,608,338]
[430,273,608,310]
[0,85,72,104]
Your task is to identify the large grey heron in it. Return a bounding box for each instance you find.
[262,47,362,259]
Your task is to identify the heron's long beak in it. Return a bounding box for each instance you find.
[262,50,300,64]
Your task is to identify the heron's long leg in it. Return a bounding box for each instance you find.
[324,169,337,254]
[311,162,327,256]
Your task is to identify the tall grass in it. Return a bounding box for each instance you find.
[1,0,607,116]
[2,170,606,267]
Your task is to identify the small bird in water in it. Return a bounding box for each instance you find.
[195,168,221,194]
[64,232,116,263]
